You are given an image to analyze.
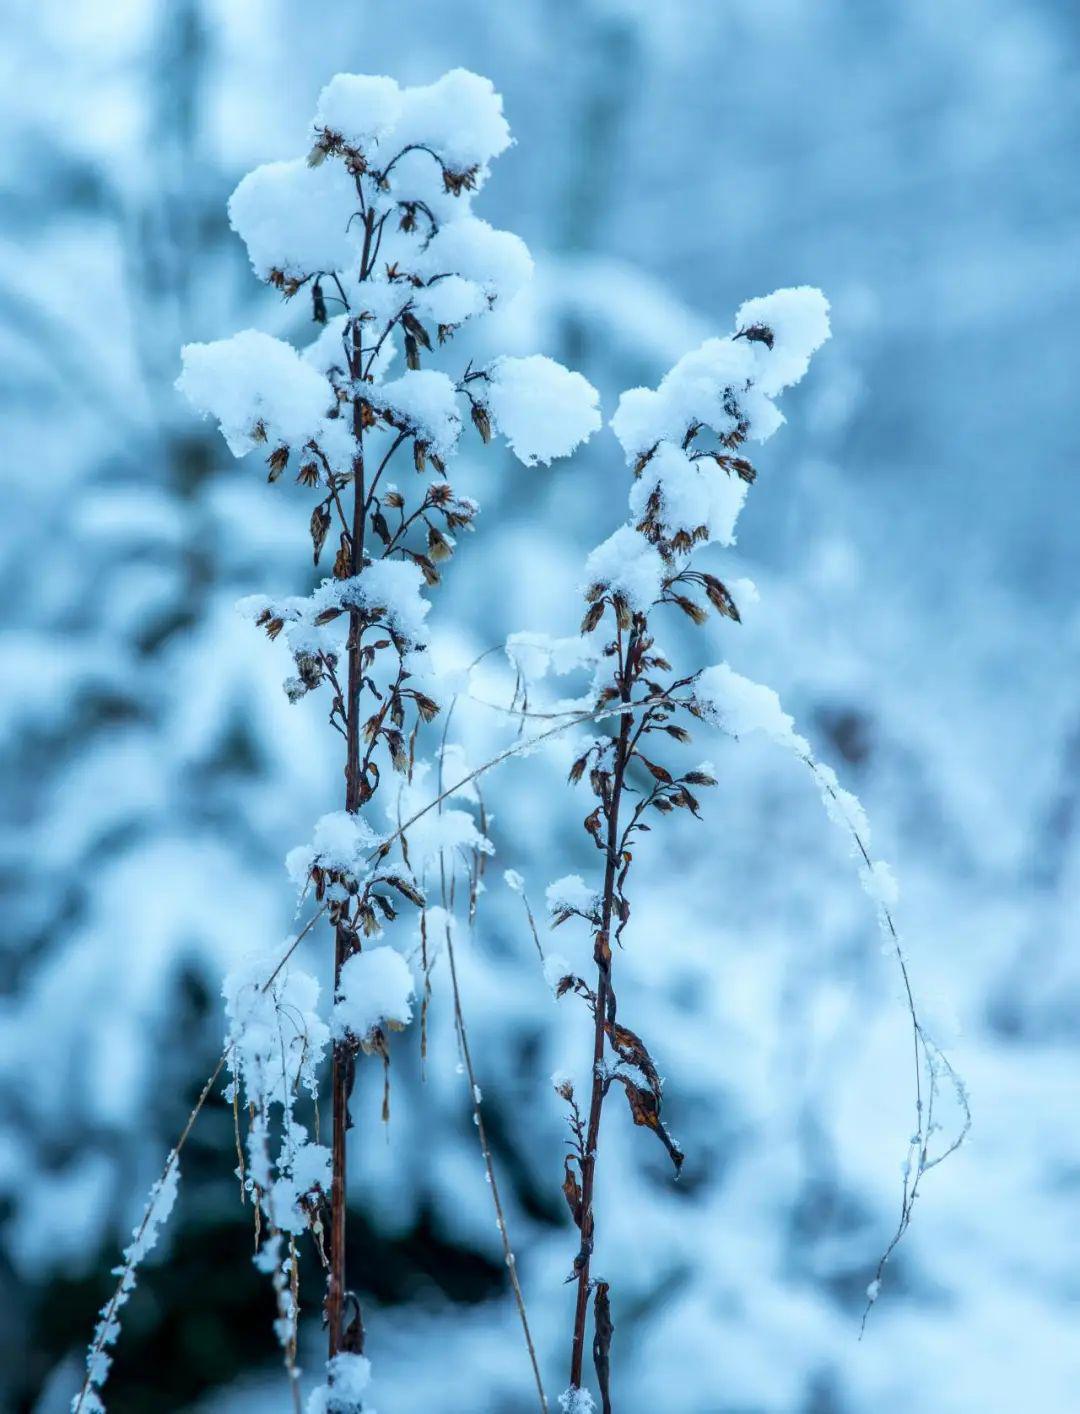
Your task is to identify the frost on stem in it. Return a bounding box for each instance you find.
[73,1158,181,1414]
[306,1352,372,1414]
[172,63,597,1405]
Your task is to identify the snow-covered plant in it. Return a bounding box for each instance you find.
[73,68,598,1413]
[528,289,965,1412]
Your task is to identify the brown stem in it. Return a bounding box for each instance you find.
[568,630,635,1391]
[327,211,375,1363]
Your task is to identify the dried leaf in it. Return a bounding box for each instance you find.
[580,600,605,634]
[470,401,492,444]
[638,757,673,785]
[612,1073,684,1173]
[384,875,425,907]
[310,505,332,565]
[592,1281,614,1414]
[402,311,432,350]
[562,1158,583,1228]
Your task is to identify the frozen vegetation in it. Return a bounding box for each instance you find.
[1,4,1078,1413]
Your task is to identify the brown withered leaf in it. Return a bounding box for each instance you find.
[684,769,717,787]
[371,893,396,921]
[592,1280,614,1414]
[638,756,673,785]
[580,600,605,634]
[730,456,756,483]
[412,692,440,724]
[313,607,343,627]
[310,505,332,565]
[404,332,420,370]
[568,753,589,785]
[470,402,492,444]
[333,536,352,580]
[611,1073,684,1173]
[672,594,708,626]
[384,875,425,907]
[427,527,453,562]
[606,1021,661,1097]
[702,574,741,622]
[734,321,775,349]
[632,444,658,476]
[562,1157,583,1228]
[402,311,432,350]
[413,553,440,588]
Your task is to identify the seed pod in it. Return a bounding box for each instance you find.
[267,446,289,481]
[402,311,432,350]
[470,402,492,444]
[427,526,453,562]
[310,505,332,565]
[581,600,605,635]
[333,536,352,580]
[413,440,428,473]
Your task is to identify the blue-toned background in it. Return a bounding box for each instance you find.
[2,2,1077,1410]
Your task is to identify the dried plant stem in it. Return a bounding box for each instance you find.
[327,203,376,1364]
[441,913,549,1412]
[72,1052,228,1414]
[569,636,634,1390]
[436,695,548,1410]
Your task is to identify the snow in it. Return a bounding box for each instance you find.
[482,354,601,466]
[694,663,808,750]
[314,73,403,152]
[332,947,415,1042]
[228,158,363,281]
[558,1389,597,1414]
[312,559,432,646]
[411,274,488,329]
[304,314,396,384]
[582,525,666,610]
[505,631,599,686]
[503,869,524,893]
[628,440,749,547]
[390,68,512,175]
[733,286,832,396]
[266,1140,331,1236]
[177,330,337,461]
[75,1154,182,1414]
[543,953,572,991]
[223,956,330,1108]
[546,874,600,919]
[417,216,533,304]
[285,809,381,889]
[370,370,462,458]
[610,287,831,462]
[306,1352,372,1414]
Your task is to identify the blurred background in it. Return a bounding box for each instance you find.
[2,1,1078,1410]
